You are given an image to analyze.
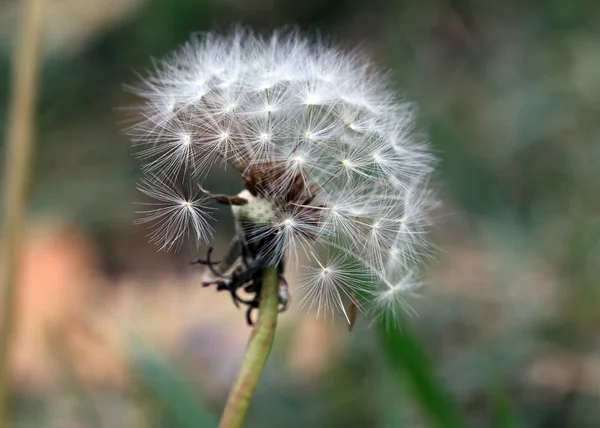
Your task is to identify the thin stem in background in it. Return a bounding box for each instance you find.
[218,266,280,428]
[0,0,44,426]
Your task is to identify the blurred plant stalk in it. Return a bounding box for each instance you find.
[0,0,44,426]
[218,266,280,428]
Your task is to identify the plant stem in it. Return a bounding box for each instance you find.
[218,266,280,428]
[0,0,44,426]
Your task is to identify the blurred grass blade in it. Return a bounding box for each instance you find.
[488,382,523,428]
[0,0,44,425]
[129,339,217,428]
[378,319,464,428]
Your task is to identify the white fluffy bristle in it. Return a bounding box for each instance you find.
[129,28,437,324]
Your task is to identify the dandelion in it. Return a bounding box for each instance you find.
[128,28,437,326]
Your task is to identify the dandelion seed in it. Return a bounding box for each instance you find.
[372,269,422,322]
[135,175,214,251]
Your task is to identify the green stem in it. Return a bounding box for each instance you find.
[218,266,280,428]
[0,0,43,426]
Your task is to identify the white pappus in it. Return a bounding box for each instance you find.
[128,27,438,326]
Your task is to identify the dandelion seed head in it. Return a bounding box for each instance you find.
[128,27,437,325]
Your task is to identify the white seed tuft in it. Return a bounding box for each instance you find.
[128,27,437,324]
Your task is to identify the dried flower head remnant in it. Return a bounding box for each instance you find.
[129,29,437,325]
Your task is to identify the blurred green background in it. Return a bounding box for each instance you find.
[1,0,599,427]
